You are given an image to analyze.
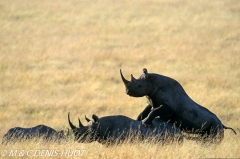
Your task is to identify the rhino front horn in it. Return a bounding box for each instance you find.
[120,69,130,86]
[68,112,77,130]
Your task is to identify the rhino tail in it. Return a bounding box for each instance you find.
[223,124,237,135]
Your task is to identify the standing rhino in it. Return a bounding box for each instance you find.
[68,112,183,145]
[120,68,236,143]
[2,125,68,144]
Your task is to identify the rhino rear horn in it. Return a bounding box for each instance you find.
[120,69,130,86]
[92,114,99,123]
[131,74,136,81]
[68,112,77,130]
[85,115,91,122]
[78,117,84,127]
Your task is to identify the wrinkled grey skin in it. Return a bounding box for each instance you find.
[68,113,183,145]
[120,68,236,143]
[2,125,68,144]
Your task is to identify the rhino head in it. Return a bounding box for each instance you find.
[120,68,153,97]
[68,112,99,143]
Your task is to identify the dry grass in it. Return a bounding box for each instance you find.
[0,0,240,158]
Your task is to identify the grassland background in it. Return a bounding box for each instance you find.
[0,0,239,158]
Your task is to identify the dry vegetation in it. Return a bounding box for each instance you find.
[0,0,240,158]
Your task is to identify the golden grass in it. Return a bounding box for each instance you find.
[0,0,240,158]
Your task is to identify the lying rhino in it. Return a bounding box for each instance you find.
[68,112,183,145]
[120,68,237,143]
[2,125,68,144]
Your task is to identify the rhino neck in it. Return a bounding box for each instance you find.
[147,75,165,99]
[148,85,159,97]
[146,96,161,108]
[146,84,163,108]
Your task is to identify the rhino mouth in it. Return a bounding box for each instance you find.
[125,89,134,96]
[126,89,143,97]
[125,89,131,95]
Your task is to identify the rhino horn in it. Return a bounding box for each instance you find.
[68,112,77,130]
[85,115,91,122]
[120,69,130,86]
[131,74,136,81]
[78,117,84,127]
[92,114,99,123]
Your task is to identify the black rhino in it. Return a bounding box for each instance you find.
[68,112,183,145]
[120,68,236,143]
[2,125,68,144]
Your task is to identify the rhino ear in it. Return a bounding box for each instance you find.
[59,130,64,135]
[92,114,99,123]
[142,68,148,79]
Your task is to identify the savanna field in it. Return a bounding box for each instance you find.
[0,0,240,158]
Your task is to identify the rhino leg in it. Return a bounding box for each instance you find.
[137,104,152,121]
[142,105,174,127]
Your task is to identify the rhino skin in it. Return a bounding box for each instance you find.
[120,68,236,143]
[68,112,183,145]
[2,125,68,144]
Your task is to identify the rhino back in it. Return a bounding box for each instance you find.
[2,125,59,144]
[33,125,57,136]
[96,116,181,140]
[97,115,134,139]
[150,73,223,132]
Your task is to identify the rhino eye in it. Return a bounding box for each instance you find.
[138,84,142,88]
